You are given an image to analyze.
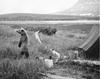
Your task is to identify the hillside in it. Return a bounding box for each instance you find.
[58,0,99,16]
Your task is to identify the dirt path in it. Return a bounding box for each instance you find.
[73,59,100,65]
[45,74,76,79]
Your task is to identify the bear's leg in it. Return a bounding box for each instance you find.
[18,51,24,58]
[24,51,29,58]
[21,51,24,55]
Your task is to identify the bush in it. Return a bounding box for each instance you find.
[40,27,57,36]
[26,26,57,36]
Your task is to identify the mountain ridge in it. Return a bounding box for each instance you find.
[57,0,99,15]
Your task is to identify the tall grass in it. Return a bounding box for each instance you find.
[0,46,48,79]
[0,47,19,60]
[0,58,47,79]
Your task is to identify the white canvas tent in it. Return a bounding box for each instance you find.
[79,26,99,59]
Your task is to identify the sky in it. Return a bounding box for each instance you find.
[0,0,78,14]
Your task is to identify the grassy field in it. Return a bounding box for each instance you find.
[0,13,99,21]
[0,23,87,58]
[0,22,99,79]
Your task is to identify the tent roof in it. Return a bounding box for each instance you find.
[79,26,99,51]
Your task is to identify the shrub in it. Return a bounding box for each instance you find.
[40,27,57,36]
